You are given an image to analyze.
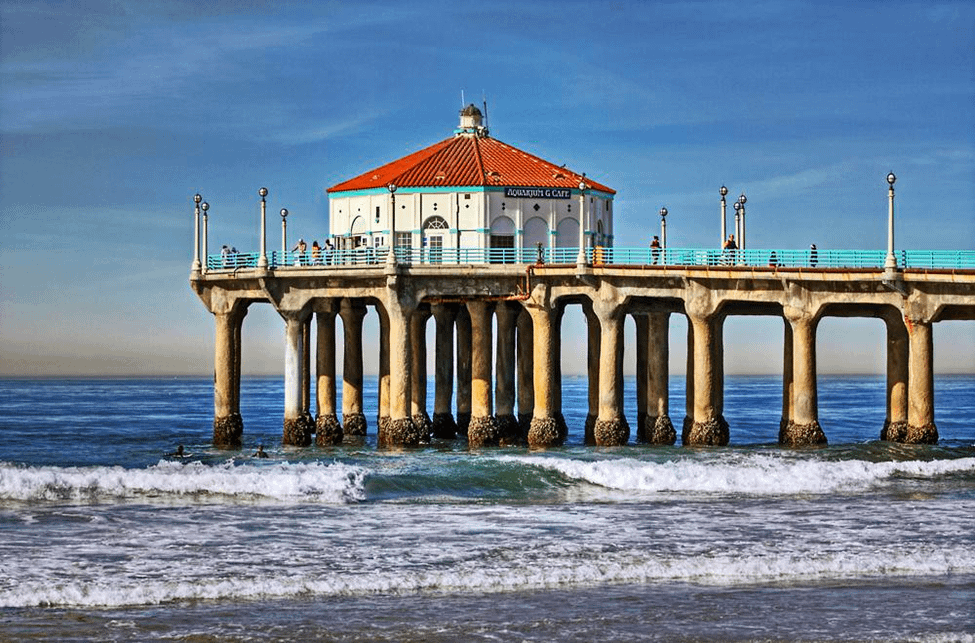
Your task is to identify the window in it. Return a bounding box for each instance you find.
[375,206,380,223]
[395,232,411,248]
[464,193,471,200]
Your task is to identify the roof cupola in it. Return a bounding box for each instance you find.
[456,103,488,137]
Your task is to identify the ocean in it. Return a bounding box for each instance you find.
[0,374,973,642]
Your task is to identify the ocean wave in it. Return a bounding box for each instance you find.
[0,460,366,504]
[494,453,975,495]
[2,544,972,608]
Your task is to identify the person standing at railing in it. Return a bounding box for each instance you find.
[291,238,307,265]
[650,235,661,264]
[809,244,818,267]
[324,239,334,265]
[312,240,322,265]
[722,234,737,265]
[221,244,231,268]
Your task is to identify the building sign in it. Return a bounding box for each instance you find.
[504,187,572,199]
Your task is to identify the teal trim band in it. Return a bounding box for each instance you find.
[449,228,459,233]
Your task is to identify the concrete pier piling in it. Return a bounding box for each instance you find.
[315,302,342,445]
[646,312,675,444]
[781,310,827,446]
[431,304,458,439]
[467,300,500,447]
[340,299,368,438]
[906,318,939,444]
[213,307,245,448]
[410,307,433,441]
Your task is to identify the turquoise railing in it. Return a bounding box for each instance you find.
[204,247,975,271]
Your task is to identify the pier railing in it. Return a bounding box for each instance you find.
[204,247,975,271]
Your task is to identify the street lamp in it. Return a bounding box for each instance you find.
[577,175,588,266]
[280,208,289,264]
[719,186,728,246]
[387,183,397,265]
[257,187,269,269]
[737,193,747,250]
[659,206,668,262]
[885,172,897,271]
[192,193,203,273]
[201,201,209,274]
[733,200,741,248]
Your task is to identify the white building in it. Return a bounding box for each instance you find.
[326,105,615,261]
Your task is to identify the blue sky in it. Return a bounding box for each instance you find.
[1,0,973,376]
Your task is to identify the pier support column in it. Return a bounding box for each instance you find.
[881,312,910,442]
[634,314,649,442]
[315,301,342,445]
[467,300,499,447]
[646,312,675,444]
[553,305,568,440]
[340,299,368,437]
[283,311,313,446]
[782,310,827,446]
[377,306,390,437]
[516,307,534,439]
[683,310,729,446]
[381,293,420,446]
[683,320,694,443]
[584,303,600,445]
[455,305,473,437]
[301,318,314,432]
[593,300,629,446]
[780,319,794,441]
[410,307,433,441]
[906,318,939,444]
[213,304,247,448]
[495,302,521,445]
[527,304,562,447]
[431,303,458,439]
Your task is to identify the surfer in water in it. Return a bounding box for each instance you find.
[253,444,268,458]
[167,444,187,458]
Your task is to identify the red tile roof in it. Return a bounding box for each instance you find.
[327,134,615,195]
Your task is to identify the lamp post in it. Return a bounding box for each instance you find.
[280,208,289,265]
[737,192,747,250]
[733,200,741,248]
[720,186,728,246]
[192,194,203,273]
[885,172,897,271]
[201,201,209,274]
[387,183,397,265]
[257,187,269,269]
[577,175,588,266]
[659,206,668,264]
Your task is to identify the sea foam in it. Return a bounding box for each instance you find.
[496,453,975,495]
[0,460,367,504]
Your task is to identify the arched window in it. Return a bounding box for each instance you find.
[424,216,449,230]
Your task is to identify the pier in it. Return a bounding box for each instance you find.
[190,108,973,449]
[191,248,975,448]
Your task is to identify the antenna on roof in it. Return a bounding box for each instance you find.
[482,91,489,131]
